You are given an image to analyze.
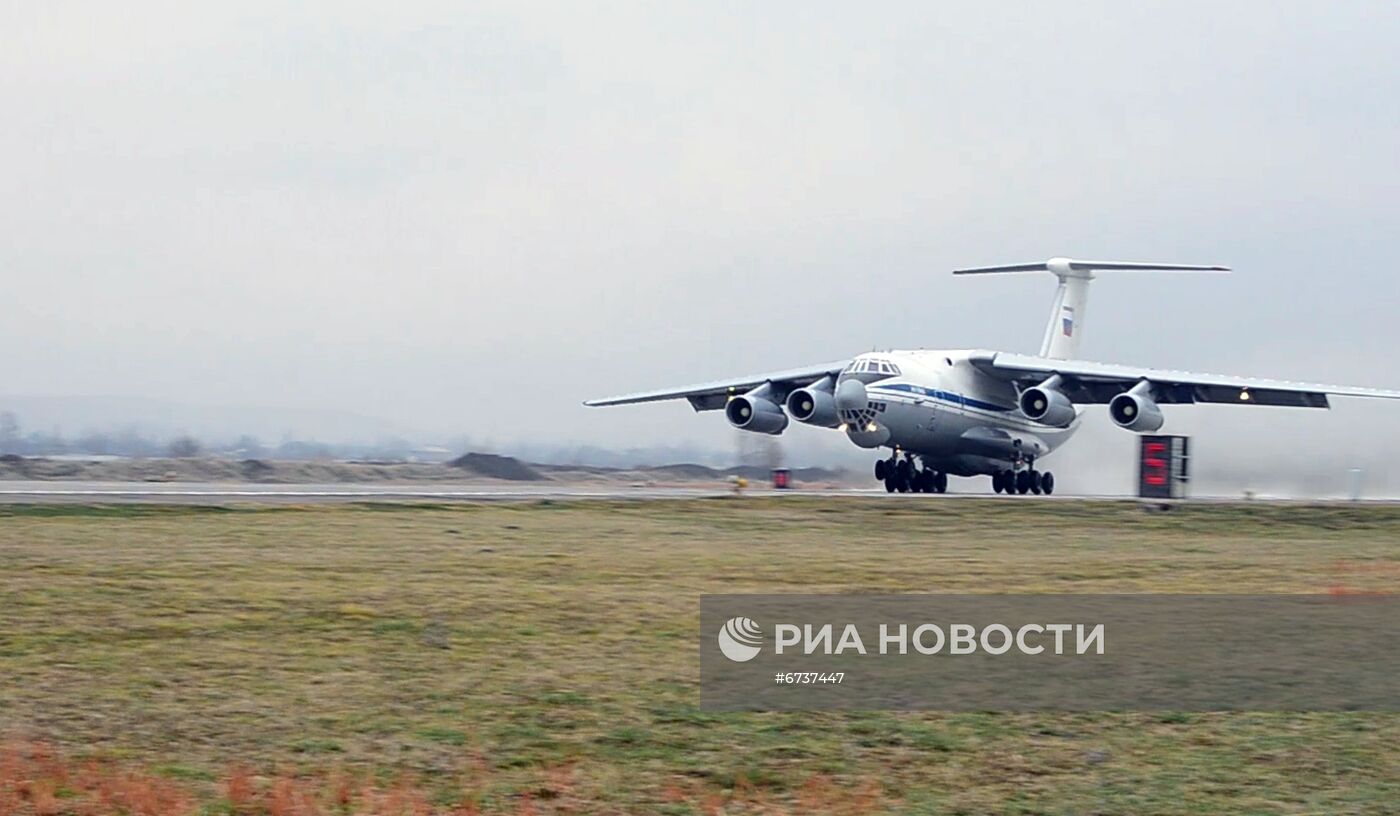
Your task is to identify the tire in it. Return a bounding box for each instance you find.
[1015,470,1031,494]
[885,475,897,493]
[935,472,948,494]
[992,472,1003,494]
[1030,471,1042,495]
[875,460,887,481]
[1041,472,1055,495]
[896,460,911,482]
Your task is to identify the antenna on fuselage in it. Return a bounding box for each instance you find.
[952,257,1230,359]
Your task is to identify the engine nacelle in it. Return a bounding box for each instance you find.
[725,390,789,435]
[1019,386,1076,427]
[786,382,840,428]
[1109,388,1165,432]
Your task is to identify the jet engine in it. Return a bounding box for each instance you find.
[1109,382,1165,432]
[786,377,840,428]
[1018,375,1076,428]
[725,385,789,435]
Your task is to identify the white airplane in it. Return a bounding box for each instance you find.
[586,258,1400,494]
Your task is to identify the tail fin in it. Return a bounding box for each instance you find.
[953,257,1229,359]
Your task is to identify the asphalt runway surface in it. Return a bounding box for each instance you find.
[0,480,1389,505]
[0,480,994,503]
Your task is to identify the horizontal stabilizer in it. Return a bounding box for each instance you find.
[953,256,1230,358]
[954,257,1229,277]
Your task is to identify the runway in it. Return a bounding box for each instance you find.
[0,481,726,503]
[0,479,1128,504]
[0,480,1387,505]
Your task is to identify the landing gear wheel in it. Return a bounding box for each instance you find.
[992,472,1003,494]
[1015,471,1031,495]
[934,472,948,494]
[874,460,887,481]
[1041,472,1055,495]
[1030,471,1043,495]
[884,474,897,493]
[915,470,931,493]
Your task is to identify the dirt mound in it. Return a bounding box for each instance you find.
[447,452,546,481]
[0,454,31,477]
[240,459,275,481]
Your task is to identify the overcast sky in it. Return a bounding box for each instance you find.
[4,2,1399,491]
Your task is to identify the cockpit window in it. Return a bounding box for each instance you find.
[839,358,898,384]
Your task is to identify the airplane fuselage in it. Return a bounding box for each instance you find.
[835,349,1079,476]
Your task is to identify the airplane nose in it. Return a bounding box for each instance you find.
[835,377,868,412]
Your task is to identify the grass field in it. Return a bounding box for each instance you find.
[2,499,1399,814]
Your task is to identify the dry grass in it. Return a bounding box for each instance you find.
[0,740,887,816]
[2,499,1400,814]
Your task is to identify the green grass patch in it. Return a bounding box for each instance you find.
[1,499,1399,811]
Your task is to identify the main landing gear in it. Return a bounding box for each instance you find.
[991,463,1055,496]
[874,453,947,494]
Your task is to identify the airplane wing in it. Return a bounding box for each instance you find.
[970,352,1400,408]
[584,360,850,411]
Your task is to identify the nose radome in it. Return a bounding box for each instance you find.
[835,377,868,412]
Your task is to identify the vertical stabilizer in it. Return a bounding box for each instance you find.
[1039,268,1091,359]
